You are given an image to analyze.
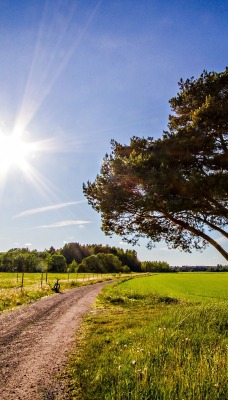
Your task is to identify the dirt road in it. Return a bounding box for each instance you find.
[0,282,109,400]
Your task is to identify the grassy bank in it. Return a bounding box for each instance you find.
[66,274,228,400]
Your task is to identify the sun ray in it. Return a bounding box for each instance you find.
[19,162,60,202]
[0,1,101,204]
[14,1,101,136]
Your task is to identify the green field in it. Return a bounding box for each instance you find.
[119,273,228,302]
[67,273,228,400]
[0,271,108,289]
[0,272,115,312]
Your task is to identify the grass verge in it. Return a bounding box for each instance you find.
[66,279,228,400]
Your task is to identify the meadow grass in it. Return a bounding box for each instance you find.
[0,272,116,312]
[67,274,228,400]
[119,273,228,302]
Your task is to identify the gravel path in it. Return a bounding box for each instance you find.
[0,282,109,400]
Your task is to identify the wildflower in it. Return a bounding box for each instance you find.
[132,360,136,365]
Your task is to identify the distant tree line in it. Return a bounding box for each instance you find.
[173,264,228,272]
[1,244,226,273]
[141,261,174,272]
[0,243,142,273]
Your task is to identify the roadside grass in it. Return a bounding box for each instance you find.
[66,275,228,400]
[0,272,117,312]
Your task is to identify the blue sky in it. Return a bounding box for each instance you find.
[0,0,227,265]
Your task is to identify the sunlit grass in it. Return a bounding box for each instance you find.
[0,272,116,312]
[120,273,228,302]
[66,275,228,400]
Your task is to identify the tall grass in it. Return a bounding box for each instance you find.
[0,272,115,312]
[67,275,228,400]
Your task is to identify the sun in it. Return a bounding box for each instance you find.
[0,124,73,198]
[0,129,59,198]
[0,131,35,174]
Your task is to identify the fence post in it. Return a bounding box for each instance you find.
[21,272,24,292]
[41,272,43,288]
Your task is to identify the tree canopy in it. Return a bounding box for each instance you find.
[78,253,126,273]
[0,243,142,272]
[83,68,228,261]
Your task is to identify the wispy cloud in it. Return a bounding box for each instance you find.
[39,220,92,228]
[13,201,86,218]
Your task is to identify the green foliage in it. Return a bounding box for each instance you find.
[61,243,142,272]
[213,264,228,272]
[141,260,172,272]
[61,242,90,264]
[84,245,141,272]
[48,254,67,272]
[0,248,38,272]
[83,68,228,260]
[78,253,124,273]
[68,260,78,272]
[66,275,228,400]
[0,243,141,273]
